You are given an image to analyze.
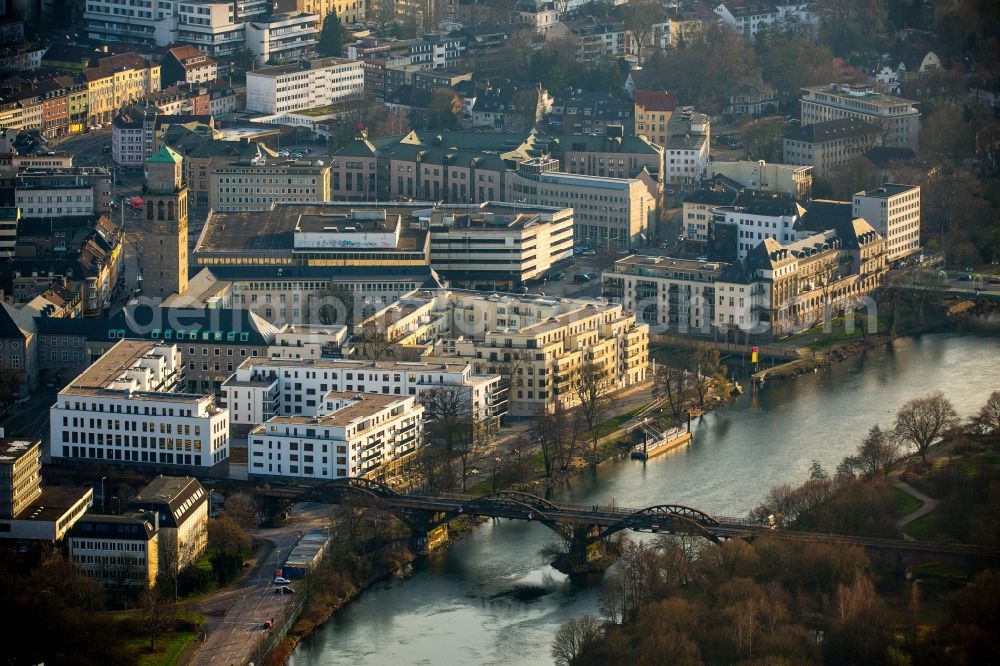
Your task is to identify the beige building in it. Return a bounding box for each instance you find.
[633,90,677,149]
[69,513,160,588]
[84,53,162,125]
[0,439,41,519]
[510,158,657,250]
[277,0,366,23]
[209,159,331,212]
[707,160,813,201]
[363,289,650,416]
[142,146,189,299]
[782,117,882,177]
[130,476,209,571]
[801,83,920,149]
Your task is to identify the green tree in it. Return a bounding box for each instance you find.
[317,11,345,57]
[228,47,257,76]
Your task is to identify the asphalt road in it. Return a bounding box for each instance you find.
[56,128,113,164]
[191,502,331,666]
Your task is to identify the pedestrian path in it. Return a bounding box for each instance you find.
[892,478,939,541]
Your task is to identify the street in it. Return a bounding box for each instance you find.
[191,502,331,666]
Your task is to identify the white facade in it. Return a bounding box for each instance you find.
[852,184,921,262]
[15,185,95,218]
[69,514,159,588]
[245,57,365,114]
[112,123,145,168]
[224,357,503,428]
[712,199,805,260]
[268,325,349,360]
[713,2,779,37]
[176,1,246,58]
[84,0,180,46]
[245,12,319,65]
[665,135,709,185]
[50,340,230,469]
[801,84,921,149]
[249,392,422,479]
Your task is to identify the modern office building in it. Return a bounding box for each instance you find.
[14,167,113,218]
[603,256,724,332]
[245,56,364,114]
[245,12,319,65]
[49,340,230,469]
[248,392,422,480]
[509,158,657,250]
[851,184,921,263]
[782,117,883,177]
[711,194,806,260]
[208,159,331,211]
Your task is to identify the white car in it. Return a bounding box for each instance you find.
[273,576,290,585]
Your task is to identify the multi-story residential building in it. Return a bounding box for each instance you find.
[361,289,649,416]
[245,12,319,65]
[115,109,215,171]
[130,476,209,570]
[84,53,162,125]
[801,83,921,148]
[723,83,778,118]
[160,45,219,88]
[664,131,709,186]
[245,56,364,114]
[249,392,422,480]
[0,207,17,257]
[268,324,349,360]
[550,18,628,63]
[426,204,574,288]
[603,256,724,332]
[713,1,779,37]
[175,1,247,58]
[14,167,113,218]
[0,438,92,542]
[547,90,634,136]
[852,184,921,263]
[84,0,181,46]
[716,218,887,337]
[68,513,160,588]
[208,159,331,211]
[707,160,813,201]
[633,90,678,149]
[711,194,805,260]
[509,157,657,250]
[276,0,366,24]
[782,117,883,177]
[49,340,230,469]
[224,357,503,428]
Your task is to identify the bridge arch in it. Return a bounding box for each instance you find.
[599,504,723,543]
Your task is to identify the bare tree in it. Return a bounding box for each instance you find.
[551,614,602,666]
[495,349,530,417]
[893,391,960,465]
[971,390,1000,435]
[354,320,404,362]
[622,0,666,65]
[574,357,613,466]
[221,493,258,532]
[420,386,475,490]
[841,425,901,479]
[653,354,687,417]
[531,403,570,480]
[689,345,726,407]
[141,585,174,652]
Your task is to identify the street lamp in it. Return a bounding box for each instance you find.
[100,476,107,513]
[492,456,502,495]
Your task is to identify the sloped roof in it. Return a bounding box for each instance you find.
[148,145,182,164]
[783,117,881,143]
[634,90,679,112]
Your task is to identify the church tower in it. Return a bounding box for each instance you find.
[142,146,188,299]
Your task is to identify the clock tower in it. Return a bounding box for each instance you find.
[142,146,188,300]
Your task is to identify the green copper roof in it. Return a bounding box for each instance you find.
[148,145,183,164]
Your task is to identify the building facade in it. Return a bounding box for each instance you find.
[69,514,159,588]
[245,12,319,65]
[208,160,331,211]
[801,84,920,149]
[245,57,365,114]
[852,184,921,263]
[782,117,883,177]
[130,476,209,570]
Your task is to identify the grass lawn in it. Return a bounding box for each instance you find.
[890,485,924,517]
[125,630,197,666]
[913,561,969,581]
[903,509,949,541]
[590,405,649,440]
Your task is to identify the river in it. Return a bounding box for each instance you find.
[291,319,1000,666]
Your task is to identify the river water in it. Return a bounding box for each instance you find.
[291,319,1000,666]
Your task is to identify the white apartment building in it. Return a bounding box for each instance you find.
[665,133,709,185]
[425,204,574,287]
[713,2,779,37]
[224,357,504,427]
[245,12,319,65]
[249,392,422,479]
[681,190,736,242]
[176,1,247,58]
[801,83,921,149]
[268,325,349,360]
[246,56,365,114]
[84,0,180,46]
[14,168,113,218]
[68,513,159,588]
[852,184,921,263]
[130,476,209,570]
[603,256,724,332]
[509,158,656,250]
[50,340,230,469]
[712,195,805,259]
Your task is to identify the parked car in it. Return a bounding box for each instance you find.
[957,273,973,281]
[274,585,295,594]
[273,576,290,585]
[581,249,596,256]
[574,273,592,283]
[551,271,566,281]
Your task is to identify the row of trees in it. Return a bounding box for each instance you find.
[653,345,728,418]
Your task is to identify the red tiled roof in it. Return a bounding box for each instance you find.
[634,89,678,112]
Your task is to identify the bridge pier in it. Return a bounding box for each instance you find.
[404,511,451,555]
[554,525,613,574]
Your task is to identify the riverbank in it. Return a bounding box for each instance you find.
[754,299,998,383]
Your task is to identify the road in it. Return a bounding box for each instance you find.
[190,502,331,666]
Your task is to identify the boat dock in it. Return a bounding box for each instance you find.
[631,426,692,461]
